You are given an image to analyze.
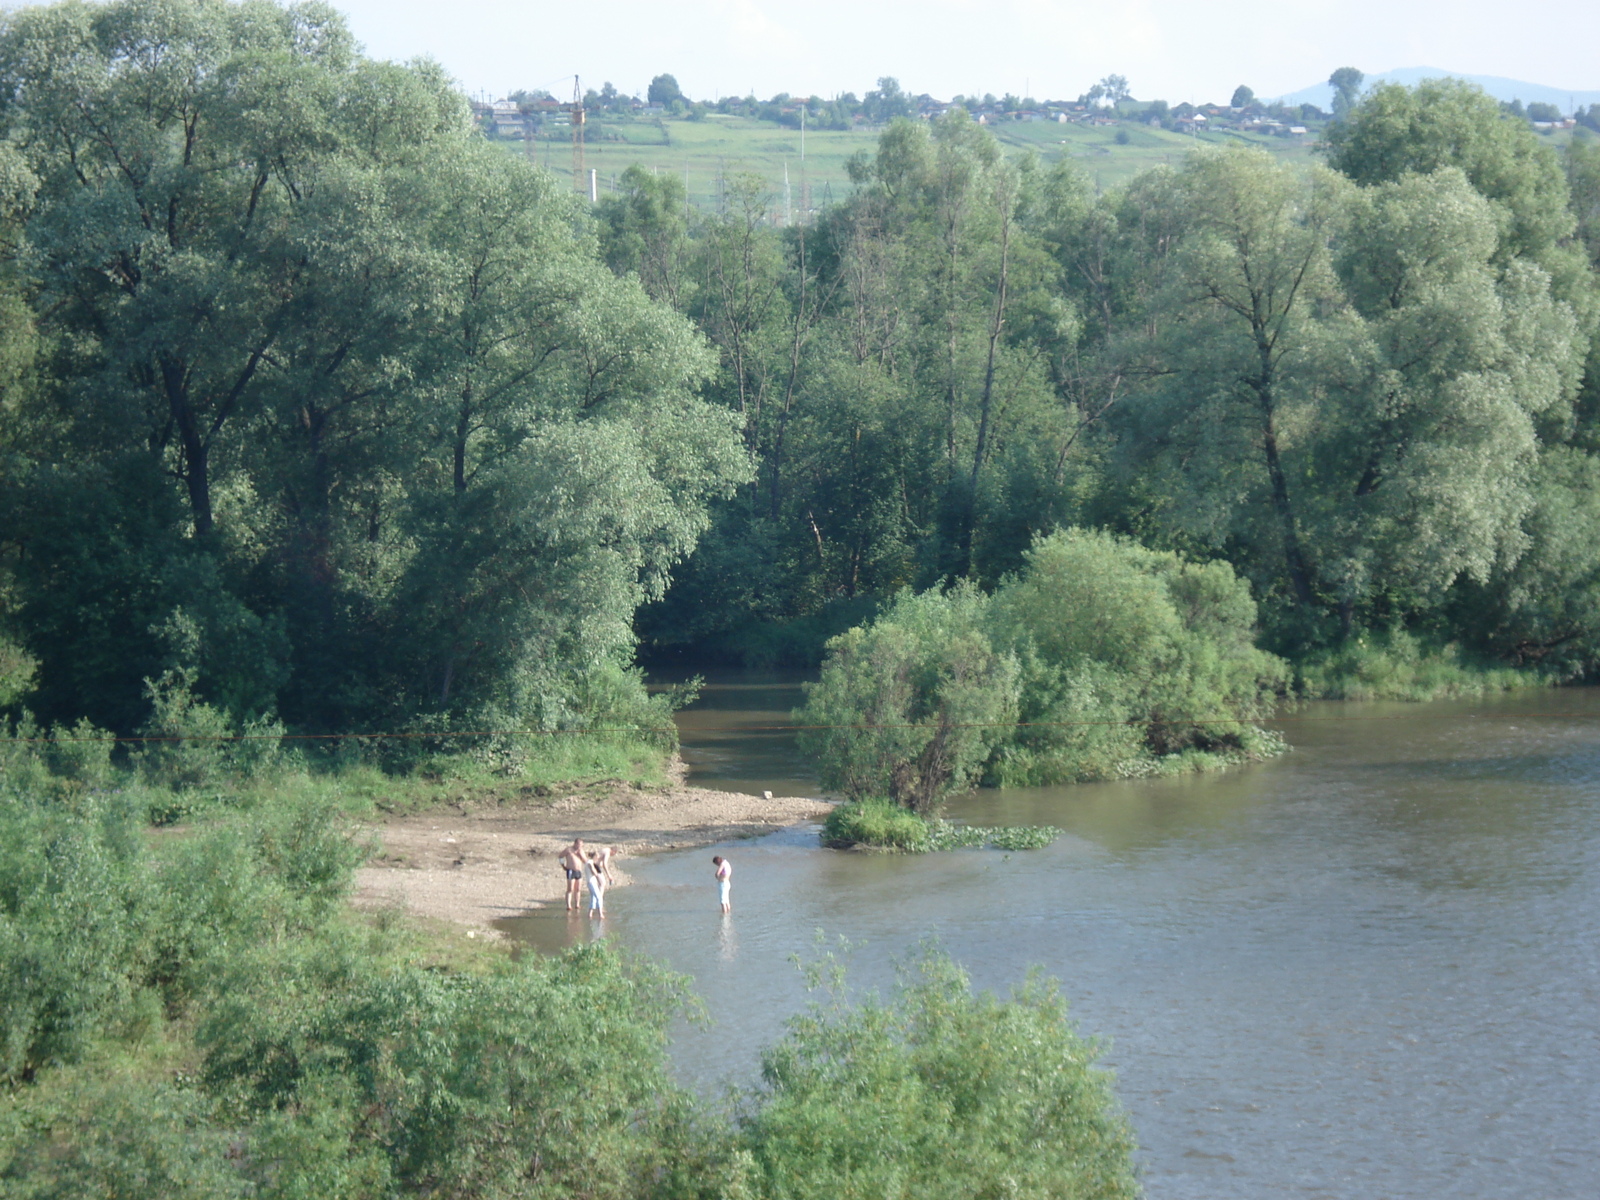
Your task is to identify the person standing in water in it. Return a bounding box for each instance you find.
[585,850,608,918]
[712,855,732,914]
[558,838,586,911]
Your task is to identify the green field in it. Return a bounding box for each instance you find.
[502,112,1328,211]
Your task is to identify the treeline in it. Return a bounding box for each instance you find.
[615,78,1600,694]
[3,0,1600,751]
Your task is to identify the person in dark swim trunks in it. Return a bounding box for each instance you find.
[559,838,586,911]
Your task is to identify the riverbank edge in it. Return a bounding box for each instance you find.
[351,770,833,933]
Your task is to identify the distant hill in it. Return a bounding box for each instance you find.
[1278,68,1600,113]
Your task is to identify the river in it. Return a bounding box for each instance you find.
[499,672,1600,1199]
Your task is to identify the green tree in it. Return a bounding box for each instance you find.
[1454,445,1600,678]
[1114,148,1350,611]
[1230,84,1255,109]
[1001,531,1287,782]
[1099,74,1132,107]
[1328,66,1364,120]
[864,76,912,123]
[744,948,1139,1200]
[647,73,683,106]
[1103,150,1583,642]
[1323,79,1581,278]
[598,163,695,308]
[796,584,1018,812]
[1,0,749,734]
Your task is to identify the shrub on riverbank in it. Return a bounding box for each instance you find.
[796,585,1020,813]
[798,529,1290,806]
[744,949,1138,1200]
[1,699,677,827]
[1296,629,1540,700]
[822,798,935,850]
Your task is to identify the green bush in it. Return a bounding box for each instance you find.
[43,718,115,787]
[992,529,1289,785]
[0,783,365,1081]
[0,1075,249,1199]
[1298,628,1535,700]
[197,940,717,1199]
[821,800,932,851]
[136,661,287,793]
[796,585,1019,813]
[742,948,1139,1200]
[0,636,36,711]
[800,529,1290,802]
[0,796,150,1082]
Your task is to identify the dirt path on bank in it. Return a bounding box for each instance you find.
[352,769,831,931]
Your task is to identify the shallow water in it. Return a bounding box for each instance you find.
[500,681,1600,1199]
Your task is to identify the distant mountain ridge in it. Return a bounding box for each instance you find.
[1278,68,1600,113]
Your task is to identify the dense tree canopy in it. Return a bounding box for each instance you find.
[625,87,1600,686]
[0,0,747,736]
[4,11,1600,746]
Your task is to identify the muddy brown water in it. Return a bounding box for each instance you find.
[498,674,1600,1199]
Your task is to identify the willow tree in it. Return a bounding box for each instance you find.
[1108,149,1352,613]
[1106,148,1584,643]
[0,0,749,733]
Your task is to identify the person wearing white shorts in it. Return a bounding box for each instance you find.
[712,854,732,914]
[585,853,607,917]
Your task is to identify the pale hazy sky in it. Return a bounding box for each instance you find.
[330,0,1599,105]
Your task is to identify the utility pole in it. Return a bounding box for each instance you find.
[570,75,586,198]
[800,107,811,221]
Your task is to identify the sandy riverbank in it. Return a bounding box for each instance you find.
[352,768,831,931]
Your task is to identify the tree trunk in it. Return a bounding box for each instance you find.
[161,356,213,538]
[961,191,1013,574]
[1252,345,1315,606]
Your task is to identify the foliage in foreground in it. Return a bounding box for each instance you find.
[821,800,1058,853]
[0,755,1137,1199]
[744,947,1139,1200]
[798,529,1289,811]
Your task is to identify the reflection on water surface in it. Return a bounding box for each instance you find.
[501,682,1600,1200]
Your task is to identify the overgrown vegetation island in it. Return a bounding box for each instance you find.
[3,0,1599,1192]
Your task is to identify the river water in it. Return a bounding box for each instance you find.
[499,673,1600,1199]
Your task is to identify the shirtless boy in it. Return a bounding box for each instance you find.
[558,838,586,911]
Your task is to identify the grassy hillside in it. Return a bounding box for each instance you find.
[501,112,1326,211]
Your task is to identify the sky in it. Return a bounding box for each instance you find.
[329,0,1600,106]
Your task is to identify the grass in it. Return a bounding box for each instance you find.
[508,114,882,212]
[498,112,1330,211]
[1,721,675,826]
[1296,631,1545,702]
[821,798,1058,853]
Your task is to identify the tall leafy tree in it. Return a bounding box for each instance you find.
[1105,149,1584,643]
[1328,67,1364,120]
[0,0,748,731]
